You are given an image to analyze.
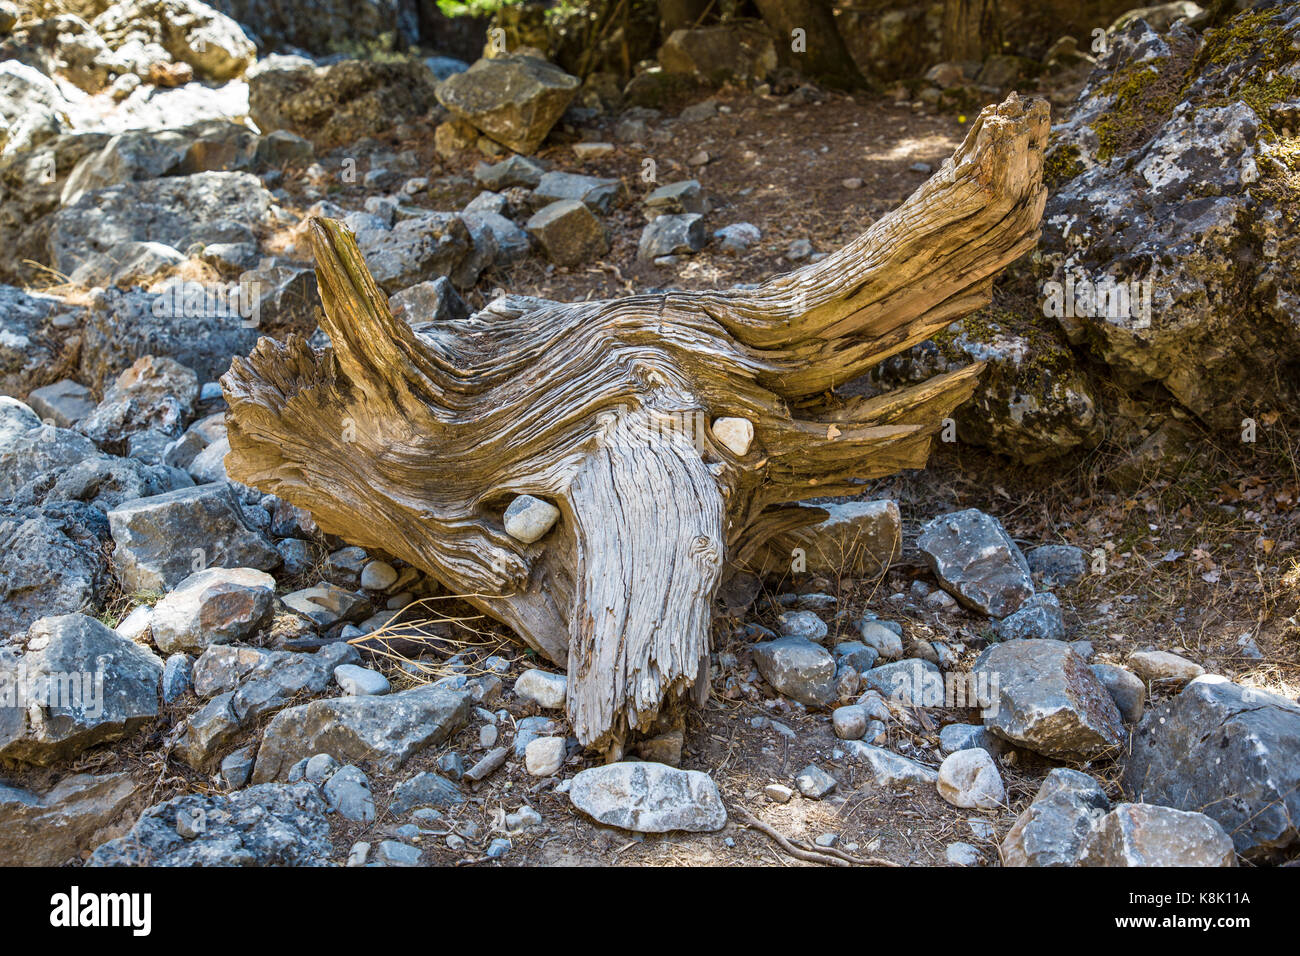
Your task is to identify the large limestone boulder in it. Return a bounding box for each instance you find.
[1039,5,1300,432]
[1002,768,1111,866]
[91,0,256,82]
[0,771,143,866]
[0,502,110,636]
[437,54,580,155]
[1079,803,1236,867]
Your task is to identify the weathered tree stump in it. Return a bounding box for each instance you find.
[222,94,1048,755]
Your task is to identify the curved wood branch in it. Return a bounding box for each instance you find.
[222,94,1048,751]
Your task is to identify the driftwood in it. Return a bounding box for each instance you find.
[222,94,1048,755]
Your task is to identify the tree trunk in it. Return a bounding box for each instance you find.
[750,0,864,89]
[941,0,1002,62]
[222,95,1049,756]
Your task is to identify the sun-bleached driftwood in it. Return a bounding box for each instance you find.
[221,94,1048,755]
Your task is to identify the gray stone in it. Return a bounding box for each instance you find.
[376,839,422,866]
[1090,662,1145,723]
[220,745,255,789]
[107,483,280,592]
[713,221,761,254]
[252,683,473,782]
[832,705,868,740]
[973,640,1124,760]
[391,772,464,813]
[858,620,904,660]
[861,658,943,706]
[0,501,110,636]
[390,278,470,327]
[474,154,545,190]
[570,761,726,832]
[1026,544,1087,586]
[751,637,836,707]
[776,609,828,643]
[149,567,277,655]
[637,213,706,262]
[161,652,193,703]
[993,592,1066,641]
[1122,678,1300,860]
[512,715,559,756]
[917,509,1034,618]
[0,771,141,866]
[0,614,163,766]
[1127,650,1204,686]
[939,723,1005,756]
[795,763,838,799]
[1001,767,1112,867]
[532,171,621,213]
[936,748,1005,809]
[833,641,878,673]
[644,179,706,216]
[1080,803,1236,867]
[844,741,938,787]
[503,494,560,543]
[26,379,96,428]
[323,764,375,824]
[464,746,508,782]
[756,500,901,577]
[281,583,369,629]
[334,663,390,697]
[355,212,474,294]
[88,782,331,866]
[514,668,567,709]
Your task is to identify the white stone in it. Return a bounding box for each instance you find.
[515,668,567,709]
[1127,650,1205,685]
[859,620,903,659]
[334,664,391,696]
[937,748,1005,810]
[503,494,560,543]
[525,736,565,776]
[946,841,981,865]
[712,416,754,456]
[832,704,868,740]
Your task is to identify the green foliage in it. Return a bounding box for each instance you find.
[437,0,529,19]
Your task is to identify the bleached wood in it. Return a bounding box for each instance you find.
[222,94,1048,751]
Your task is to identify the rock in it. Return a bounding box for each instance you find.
[0,412,100,502]
[533,171,622,212]
[0,771,141,866]
[354,211,474,294]
[437,55,580,155]
[861,658,943,706]
[1026,544,1088,586]
[844,741,938,787]
[45,172,273,285]
[1126,650,1204,686]
[161,652,193,703]
[252,683,472,782]
[833,641,878,673]
[514,668,567,709]
[107,483,280,592]
[92,0,255,81]
[302,753,339,786]
[359,561,398,591]
[1080,803,1236,867]
[1122,678,1300,860]
[644,179,707,216]
[250,58,438,150]
[711,416,753,456]
[323,765,375,824]
[88,782,331,866]
[26,380,96,429]
[792,763,837,799]
[570,761,726,833]
[764,783,794,803]
[637,213,706,262]
[751,637,836,707]
[939,723,1005,756]
[0,614,163,766]
[503,494,560,543]
[524,736,565,776]
[281,583,369,629]
[220,745,254,789]
[1002,768,1111,867]
[973,640,1124,760]
[832,705,868,740]
[755,499,901,577]
[713,221,761,255]
[474,154,545,190]
[376,840,421,866]
[334,664,390,697]
[79,286,263,392]
[1040,7,1300,434]
[525,198,608,266]
[946,841,981,865]
[512,715,559,756]
[858,620,903,660]
[390,772,464,813]
[993,592,1066,641]
[212,1,416,56]
[776,610,828,643]
[917,509,1034,618]
[149,567,276,655]
[1090,662,1145,723]
[390,278,470,327]
[0,501,110,636]
[937,748,1005,809]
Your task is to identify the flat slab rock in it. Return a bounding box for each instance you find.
[87,782,332,866]
[569,761,726,833]
[251,684,473,783]
[973,639,1124,760]
[1122,677,1300,860]
[0,771,142,866]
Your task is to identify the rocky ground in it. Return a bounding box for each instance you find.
[1,0,1298,868]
